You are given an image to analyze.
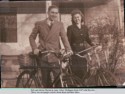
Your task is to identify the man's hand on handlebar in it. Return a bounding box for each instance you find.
[58,49,73,60]
[66,50,73,56]
[63,50,73,58]
[33,49,40,55]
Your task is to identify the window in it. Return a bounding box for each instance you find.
[0,14,17,42]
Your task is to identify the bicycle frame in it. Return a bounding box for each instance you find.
[16,50,75,88]
[49,54,73,87]
[75,45,103,68]
[74,45,118,86]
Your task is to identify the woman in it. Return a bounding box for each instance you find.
[67,9,94,79]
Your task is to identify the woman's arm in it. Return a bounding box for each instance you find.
[85,26,94,46]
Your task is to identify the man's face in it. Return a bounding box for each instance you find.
[48,8,59,21]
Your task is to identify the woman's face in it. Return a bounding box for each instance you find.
[73,13,82,24]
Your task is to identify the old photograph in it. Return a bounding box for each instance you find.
[0,0,125,88]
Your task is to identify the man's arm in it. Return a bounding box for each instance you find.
[60,23,72,52]
[29,22,39,51]
[67,26,72,46]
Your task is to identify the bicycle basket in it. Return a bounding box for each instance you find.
[18,54,34,67]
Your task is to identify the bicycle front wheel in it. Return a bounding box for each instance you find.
[16,70,39,88]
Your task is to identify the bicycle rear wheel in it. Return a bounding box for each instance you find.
[97,69,118,86]
[16,70,39,88]
[84,69,118,86]
[62,74,83,87]
[83,72,98,87]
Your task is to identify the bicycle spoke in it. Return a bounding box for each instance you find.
[101,72,111,86]
[28,78,36,87]
[98,74,104,86]
[16,70,40,88]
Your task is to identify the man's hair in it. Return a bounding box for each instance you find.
[48,5,59,12]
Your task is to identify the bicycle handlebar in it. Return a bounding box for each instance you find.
[76,45,98,54]
[40,50,59,54]
[75,45,102,58]
[39,49,72,60]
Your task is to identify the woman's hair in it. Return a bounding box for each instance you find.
[71,9,84,25]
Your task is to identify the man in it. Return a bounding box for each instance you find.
[29,5,72,87]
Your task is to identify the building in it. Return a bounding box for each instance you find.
[0,0,124,87]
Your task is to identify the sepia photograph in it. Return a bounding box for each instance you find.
[0,0,125,88]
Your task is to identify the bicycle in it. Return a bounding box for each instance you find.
[74,45,119,87]
[16,50,83,88]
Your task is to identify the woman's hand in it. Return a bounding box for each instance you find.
[95,45,102,52]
